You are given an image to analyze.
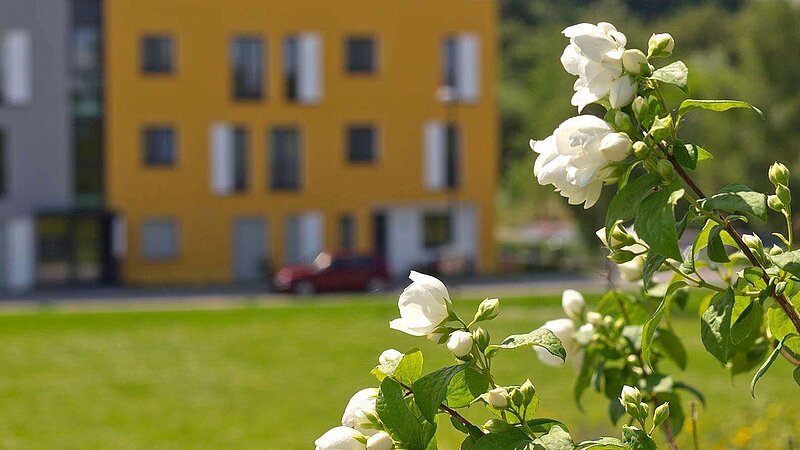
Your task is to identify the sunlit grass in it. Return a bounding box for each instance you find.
[0,295,794,449]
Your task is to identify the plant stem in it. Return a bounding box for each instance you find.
[397,380,481,433]
[662,419,679,450]
[662,260,725,292]
[690,401,700,450]
[664,150,800,335]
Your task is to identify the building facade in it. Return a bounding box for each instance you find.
[106,0,498,284]
[0,0,116,293]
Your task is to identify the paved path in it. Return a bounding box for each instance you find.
[0,272,605,314]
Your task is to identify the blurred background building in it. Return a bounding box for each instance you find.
[0,0,497,291]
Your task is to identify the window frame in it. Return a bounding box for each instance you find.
[346,124,379,164]
[140,218,180,261]
[142,125,178,167]
[339,214,356,250]
[423,212,453,249]
[269,126,303,191]
[344,36,378,75]
[141,34,176,75]
[0,129,6,198]
[231,35,266,101]
[232,125,249,192]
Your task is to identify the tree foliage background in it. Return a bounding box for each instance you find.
[500,0,800,247]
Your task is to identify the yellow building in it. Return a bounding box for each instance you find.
[106,0,498,284]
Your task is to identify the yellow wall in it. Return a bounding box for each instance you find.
[106,0,498,284]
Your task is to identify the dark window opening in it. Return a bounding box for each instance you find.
[141,35,175,74]
[143,127,176,166]
[445,124,459,188]
[231,37,264,100]
[346,37,376,74]
[0,130,6,197]
[347,125,377,163]
[283,37,299,101]
[270,127,301,191]
[423,213,453,249]
[339,214,356,250]
[442,36,458,89]
[233,127,249,192]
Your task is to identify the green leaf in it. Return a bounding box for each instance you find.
[794,367,800,389]
[622,426,658,450]
[703,184,767,222]
[605,174,661,242]
[771,249,800,280]
[651,61,688,92]
[674,381,706,407]
[700,288,735,364]
[641,252,667,289]
[750,333,798,397]
[730,299,763,345]
[412,363,469,424]
[766,301,800,358]
[672,142,698,170]
[641,295,668,367]
[446,367,490,408]
[472,427,532,450]
[526,418,570,435]
[533,425,575,450]
[677,99,764,120]
[655,328,688,370]
[697,146,713,161]
[707,224,730,263]
[488,328,566,363]
[579,437,627,449]
[377,377,427,449]
[634,184,683,261]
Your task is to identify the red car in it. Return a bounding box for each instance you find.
[273,251,390,295]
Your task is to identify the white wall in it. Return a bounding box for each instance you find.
[5,215,35,291]
[385,204,478,278]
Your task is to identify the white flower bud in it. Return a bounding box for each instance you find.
[390,272,450,336]
[621,385,642,405]
[632,96,647,118]
[769,162,790,187]
[599,132,633,162]
[342,388,379,435]
[622,49,649,75]
[648,33,675,57]
[378,349,403,367]
[520,379,536,405]
[586,311,603,325]
[487,387,509,409]
[653,402,670,430]
[366,431,393,450]
[446,330,474,357]
[474,298,500,322]
[315,426,366,450]
[561,289,585,318]
[742,233,763,252]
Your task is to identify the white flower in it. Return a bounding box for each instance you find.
[366,432,394,450]
[389,271,450,336]
[586,311,603,325]
[446,331,474,357]
[561,22,637,111]
[534,318,576,367]
[648,33,674,57]
[622,49,649,75]
[621,385,642,404]
[341,388,378,435]
[378,349,403,367]
[315,426,366,450]
[486,387,509,409]
[531,116,631,208]
[561,289,585,318]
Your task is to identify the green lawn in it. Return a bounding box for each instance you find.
[0,295,796,449]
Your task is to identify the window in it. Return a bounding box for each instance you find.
[141,35,174,74]
[442,36,458,90]
[143,127,176,166]
[347,125,378,163]
[283,37,299,101]
[445,124,460,188]
[0,130,6,197]
[423,212,452,248]
[233,127,248,192]
[440,34,480,102]
[339,214,356,250]
[270,127,301,190]
[140,218,179,260]
[1,29,32,105]
[282,34,322,103]
[345,37,376,74]
[231,37,264,100]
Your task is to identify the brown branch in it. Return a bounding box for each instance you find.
[663,149,800,336]
[397,380,482,433]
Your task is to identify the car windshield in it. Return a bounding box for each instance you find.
[312,253,332,271]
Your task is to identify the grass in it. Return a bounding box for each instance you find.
[0,295,796,449]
